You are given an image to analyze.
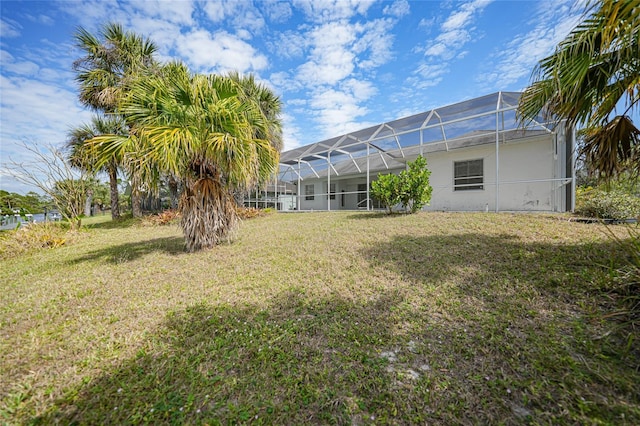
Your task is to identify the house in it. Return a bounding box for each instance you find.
[257,92,575,212]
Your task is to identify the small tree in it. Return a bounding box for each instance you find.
[371,173,401,214]
[398,155,432,213]
[371,155,432,214]
[5,142,92,229]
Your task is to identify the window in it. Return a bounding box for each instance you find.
[357,183,367,206]
[305,184,315,200]
[329,183,336,200]
[454,159,483,191]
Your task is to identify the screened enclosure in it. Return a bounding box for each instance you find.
[244,92,575,212]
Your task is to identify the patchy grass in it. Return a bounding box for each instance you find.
[1,212,638,424]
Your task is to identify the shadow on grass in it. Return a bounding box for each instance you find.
[84,216,142,230]
[31,291,417,425]
[361,231,624,296]
[345,211,391,220]
[71,236,186,264]
[25,234,640,425]
[359,231,640,421]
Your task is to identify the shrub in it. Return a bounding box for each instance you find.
[576,187,640,220]
[0,222,71,259]
[235,206,267,220]
[142,209,180,226]
[371,155,432,214]
[371,173,401,214]
[398,155,433,213]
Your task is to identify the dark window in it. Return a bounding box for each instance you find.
[357,183,367,206]
[454,159,483,191]
[329,183,336,200]
[305,184,314,200]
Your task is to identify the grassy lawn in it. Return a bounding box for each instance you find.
[1,212,638,424]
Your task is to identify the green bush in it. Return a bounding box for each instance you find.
[371,155,432,214]
[371,173,401,214]
[398,155,433,213]
[576,187,640,220]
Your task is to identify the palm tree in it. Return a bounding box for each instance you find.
[68,115,128,219]
[93,62,282,251]
[227,72,283,202]
[517,0,639,180]
[73,23,158,216]
[73,23,157,113]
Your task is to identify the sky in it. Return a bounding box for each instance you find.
[0,0,588,194]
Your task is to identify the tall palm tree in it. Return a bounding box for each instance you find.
[92,62,282,251]
[518,0,640,180]
[68,115,128,219]
[73,23,158,216]
[227,72,283,202]
[73,23,157,113]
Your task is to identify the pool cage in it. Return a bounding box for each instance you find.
[244,92,575,212]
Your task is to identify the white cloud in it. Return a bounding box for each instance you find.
[341,78,377,101]
[1,17,22,38]
[57,0,126,31]
[405,0,493,101]
[307,79,378,138]
[176,29,268,74]
[477,0,582,90]
[268,30,308,59]
[203,0,265,34]
[2,59,40,76]
[353,18,395,69]
[424,42,447,57]
[270,71,301,92]
[424,0,491,59]
[0,74,92,194]
[280,111,304,150]
[296,21,357,86]
[292,0,374,23]
[126,0,194,25]
[261,0,293,23]
[383,0,410,18]
[25,14,55,26]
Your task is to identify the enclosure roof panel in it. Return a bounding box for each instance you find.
[280,91,528,165]
[290,128,549,180]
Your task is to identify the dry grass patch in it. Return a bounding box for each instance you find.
[1,212,638,424]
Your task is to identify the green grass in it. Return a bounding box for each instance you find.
[1,212,638,424]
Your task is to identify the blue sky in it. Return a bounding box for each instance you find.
[1,0,586,193]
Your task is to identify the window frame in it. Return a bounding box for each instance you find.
[454,159,484,191]
[305,184,315,200]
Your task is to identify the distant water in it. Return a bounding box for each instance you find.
[0,213,61,230]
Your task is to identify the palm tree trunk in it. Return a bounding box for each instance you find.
[84,189,93,216]
[129,172,143,218]
[108,164,120,220]
[168,174,179,209]
[131,188,143,217]
[180,177,238,252]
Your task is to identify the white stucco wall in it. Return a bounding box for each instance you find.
[425,134,558,211]
[292,133,569,212]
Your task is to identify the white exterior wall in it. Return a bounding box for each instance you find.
[292,133,570,212]
[426,134,558,211]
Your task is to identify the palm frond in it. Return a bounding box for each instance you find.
[581,115,640,179]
